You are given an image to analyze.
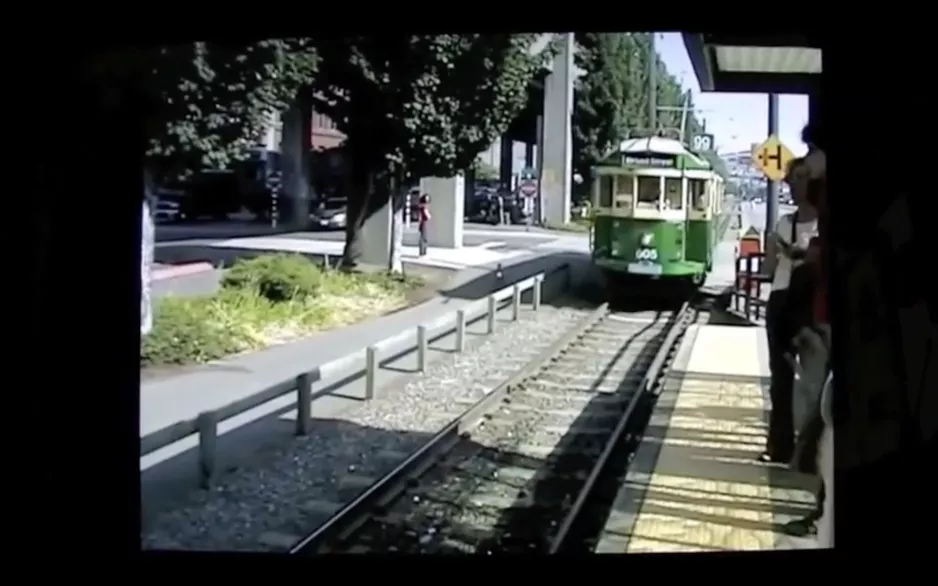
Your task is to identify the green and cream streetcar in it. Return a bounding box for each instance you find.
[589,135,731,288]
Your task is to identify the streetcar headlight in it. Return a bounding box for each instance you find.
[640,233,654,247]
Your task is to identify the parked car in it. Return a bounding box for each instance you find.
[152,197,182,223]
[309,198,347,230]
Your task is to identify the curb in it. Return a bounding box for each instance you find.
[152,262,215,281]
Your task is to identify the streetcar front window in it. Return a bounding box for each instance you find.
[599,175,614,208]
[664,177,683,210]
[636,176,660,209]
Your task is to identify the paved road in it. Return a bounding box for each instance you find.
[157,219,578,245]
[152,221,585,298]
[156,221,287,243]
[287,226,553,251]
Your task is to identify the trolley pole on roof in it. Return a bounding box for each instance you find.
[766,93,779,239]
[648,33,658,132]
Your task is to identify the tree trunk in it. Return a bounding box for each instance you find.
[281,87,313,229]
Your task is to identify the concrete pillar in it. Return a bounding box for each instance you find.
[420,175,465,249]
[499,135,513,192]
[540,33,575,226]
[359,198,394,267]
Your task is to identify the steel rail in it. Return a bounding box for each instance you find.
[289,302,611,555]
[547,301,695,553]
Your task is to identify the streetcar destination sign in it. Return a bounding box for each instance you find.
[622,154,677,168]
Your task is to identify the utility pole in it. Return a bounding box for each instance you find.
[648,33,657,132]
[766,93,779,238]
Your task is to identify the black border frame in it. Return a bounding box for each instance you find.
[20,18,933,566]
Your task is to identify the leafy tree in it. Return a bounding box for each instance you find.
[572,33,657,202]
[90,40,318,181]
[472,159,499,181]
[621,33,652,135]
[572,34,630,190]
[309,34,553,267]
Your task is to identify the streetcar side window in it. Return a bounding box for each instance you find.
[615,174,633,196]
[636,176,660,209]
[664,177,683,210]
[689,179,708,211]
[599,175,614,208]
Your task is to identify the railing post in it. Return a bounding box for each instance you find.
[734,257,742,311]
[512,285,521,321]
[533,275,543,311]
[455,310,466,352]
[487,295,497,334]
[743,255,753,320]
[197,412,218,489]
[365,346,378,400]
[417,325,428,372]
[296,372,312,436]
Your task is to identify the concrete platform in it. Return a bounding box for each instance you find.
[594,324,819,553]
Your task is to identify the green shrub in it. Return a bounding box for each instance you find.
[222,254,324,302]
[141,257,428,369]
[141,295,249,367]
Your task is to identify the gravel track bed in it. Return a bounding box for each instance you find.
[142,301,595,552]
[333,312,675,553]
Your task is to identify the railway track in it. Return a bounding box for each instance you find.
[290,300,701,555]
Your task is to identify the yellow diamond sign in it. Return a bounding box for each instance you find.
[752,135,795,182]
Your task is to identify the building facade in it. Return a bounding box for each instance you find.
[311,110,345,151]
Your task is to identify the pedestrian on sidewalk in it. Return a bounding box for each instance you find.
[760,157,819,464]
[418,193,431,257]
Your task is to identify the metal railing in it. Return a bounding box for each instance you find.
[140,264,571,488]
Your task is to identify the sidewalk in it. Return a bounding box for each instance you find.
[208,236,530,271]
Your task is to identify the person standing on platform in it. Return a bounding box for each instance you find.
[803,142,833,548]
[784,160,831,539]
[760,157,819,464]
[417,193,431,257]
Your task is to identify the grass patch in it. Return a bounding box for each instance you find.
[544,217,592,233]
[141,254,424,369]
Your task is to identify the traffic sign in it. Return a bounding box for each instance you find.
[519,179,538,198]
[752,135,794,182]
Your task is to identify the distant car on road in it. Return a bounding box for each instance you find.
[309,198,347,230]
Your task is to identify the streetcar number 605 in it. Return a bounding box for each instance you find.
[635,248,658,261]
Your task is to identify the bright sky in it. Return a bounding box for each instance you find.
[656,33,809,157]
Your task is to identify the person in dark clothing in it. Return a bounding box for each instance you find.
[783,145,831,538]
[760,157,819,463]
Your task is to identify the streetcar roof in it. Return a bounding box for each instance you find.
[593,136,712,172]
[619,137,709,166]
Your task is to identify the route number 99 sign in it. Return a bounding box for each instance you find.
[692,134,714,152]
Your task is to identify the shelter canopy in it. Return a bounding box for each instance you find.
[682,34,821,94]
